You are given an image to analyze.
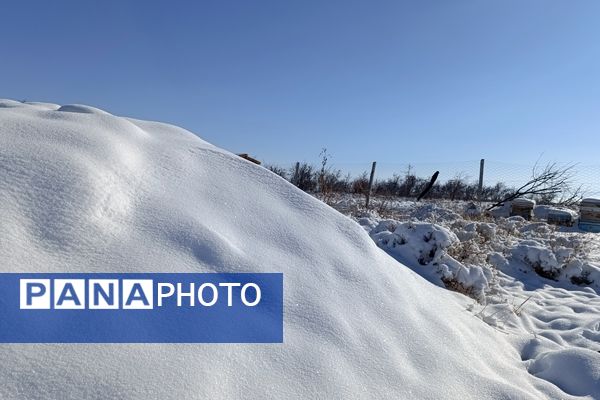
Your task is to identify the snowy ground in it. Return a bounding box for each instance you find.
[1,99,598,399]
[326,194,600,398]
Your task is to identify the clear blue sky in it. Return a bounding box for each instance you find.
[2,1,600,168]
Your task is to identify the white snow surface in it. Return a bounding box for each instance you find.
[347,196,600,399]
[0,100,589,399]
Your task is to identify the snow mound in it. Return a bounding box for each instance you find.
[0,101,575,399]
[57,104,111,114]
[529,348,600,397]
[24,101,61,110]
[0,99,26,108]
[0,99,60,110]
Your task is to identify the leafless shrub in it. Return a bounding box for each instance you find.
[441,276,478,299]
[352,172,369,195]
[266,165,288,179]
[290,162,316,191]
[487,162,579,211]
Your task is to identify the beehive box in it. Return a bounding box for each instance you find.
[510,198,536,220]
[579,198,600,232]
[579,198,600,222]
[547,209,574,226]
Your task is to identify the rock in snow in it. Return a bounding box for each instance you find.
[0,100,588,399]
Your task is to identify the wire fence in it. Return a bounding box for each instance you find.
[265,159,600,199]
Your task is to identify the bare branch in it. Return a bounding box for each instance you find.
[487,163,578,211]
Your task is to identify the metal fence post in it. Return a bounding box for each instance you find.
[478,159,485,199]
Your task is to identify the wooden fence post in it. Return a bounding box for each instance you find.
[365,161,377,209]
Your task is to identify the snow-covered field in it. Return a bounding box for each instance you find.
[1,99,599,399]
[329,194,600,398]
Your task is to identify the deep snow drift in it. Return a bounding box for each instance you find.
[0,99,588,399]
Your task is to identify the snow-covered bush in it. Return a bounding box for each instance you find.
[370,221,490,300]
[386,222,458,265]
[563,259,600,285]
[511,241,562,279]
[349,197,600,304]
